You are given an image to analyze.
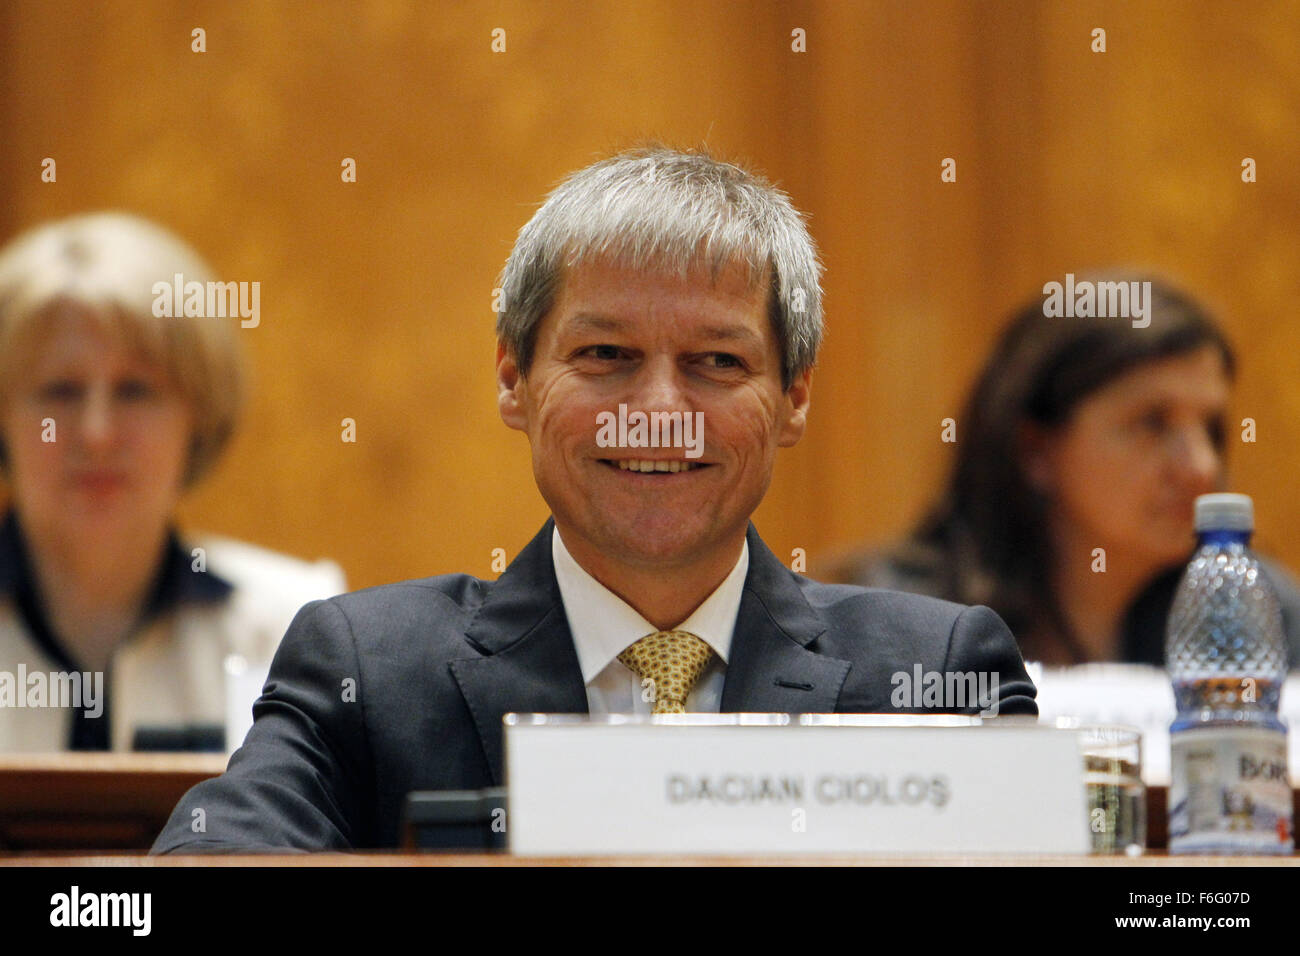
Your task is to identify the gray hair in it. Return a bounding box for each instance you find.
[496,146,823,388]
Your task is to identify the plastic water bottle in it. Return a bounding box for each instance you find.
[1166,493,1291,854]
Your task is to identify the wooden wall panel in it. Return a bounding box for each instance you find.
[1,0,1297,590]
[799,0,1300,572]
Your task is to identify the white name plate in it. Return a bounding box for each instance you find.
[505,715,1089,855]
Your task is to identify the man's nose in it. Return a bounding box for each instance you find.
[632,358,690,410]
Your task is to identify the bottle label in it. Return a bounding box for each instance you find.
[1170,726,1293,853]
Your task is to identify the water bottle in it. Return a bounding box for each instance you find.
[1167,493,1291,854]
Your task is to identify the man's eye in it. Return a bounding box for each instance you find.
[582,345,623,361]
[703,353,742,369]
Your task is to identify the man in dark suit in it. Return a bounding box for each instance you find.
[154,146,1036,852]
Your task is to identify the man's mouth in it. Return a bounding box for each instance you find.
[599,458,711,474]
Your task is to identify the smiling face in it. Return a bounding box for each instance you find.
[497,257,810,575]
[1025,345,1231,574]
[1,312,194,544]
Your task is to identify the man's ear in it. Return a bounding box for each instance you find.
[497,341,527,432]
[777,368,812,447]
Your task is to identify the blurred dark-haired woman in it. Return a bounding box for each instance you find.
[832,274,1300,666]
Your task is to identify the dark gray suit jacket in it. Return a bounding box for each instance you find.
[153,520,1036,852]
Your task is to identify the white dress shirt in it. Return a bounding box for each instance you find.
[551,526,748,715]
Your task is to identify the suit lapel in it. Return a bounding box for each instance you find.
[448,519,588,785]
[450,521,852,782]
[721,525,851,714]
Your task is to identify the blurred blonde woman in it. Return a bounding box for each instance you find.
[0,212,344,752]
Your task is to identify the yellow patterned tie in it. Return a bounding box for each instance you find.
[618,630,715,715]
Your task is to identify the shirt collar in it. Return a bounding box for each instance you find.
[551,523,748,685]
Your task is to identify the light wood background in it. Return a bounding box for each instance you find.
[1,0,1296,589]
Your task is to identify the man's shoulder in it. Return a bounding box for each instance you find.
[790,574,1035,715]
[793,576,974,635]
[310,572,491,632]
[279,572,517,670]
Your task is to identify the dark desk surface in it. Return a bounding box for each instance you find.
[0,753,227,851]
[1,755,1297,859]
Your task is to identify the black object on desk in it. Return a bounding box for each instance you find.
[132,724,226,752]
[401,788,508,852]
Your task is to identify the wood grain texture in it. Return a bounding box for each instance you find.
[0,1,1295,592]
